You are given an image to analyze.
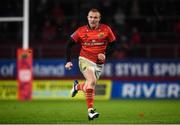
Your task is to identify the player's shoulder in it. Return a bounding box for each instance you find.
[77,25,88,31]
[100,24,110,28]
[100,24,112,30]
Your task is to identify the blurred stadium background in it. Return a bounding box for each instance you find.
[0,0,180,124]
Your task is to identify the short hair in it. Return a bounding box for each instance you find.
[88,8,101,17]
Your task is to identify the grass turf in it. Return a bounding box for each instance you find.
[0,100,180,124]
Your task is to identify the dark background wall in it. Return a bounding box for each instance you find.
[0,0,180,60]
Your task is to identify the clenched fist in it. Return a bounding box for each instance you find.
[65,62,73,70]
[98,53,106,61]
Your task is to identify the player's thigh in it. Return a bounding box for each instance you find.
[83,67,96,83]
[79,58,96,82]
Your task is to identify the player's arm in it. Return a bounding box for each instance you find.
[98,41,116,61]
[105,41,116,57]
[65,38,76,70]
[105,26,116,58]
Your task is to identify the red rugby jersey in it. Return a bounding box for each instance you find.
[71,24,116,64]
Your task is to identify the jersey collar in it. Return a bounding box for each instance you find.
[87,24,101,30]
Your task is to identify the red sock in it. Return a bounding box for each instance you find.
[85,89,94,109]
[77,83,85,91]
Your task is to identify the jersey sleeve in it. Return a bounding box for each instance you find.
[107,26,116,43]
[70,29,80,42]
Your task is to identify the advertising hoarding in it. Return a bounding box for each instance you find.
[112,81,180,99]
[33,80,111,100]
[1,59,180,78]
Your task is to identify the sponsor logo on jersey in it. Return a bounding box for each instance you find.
[83,40,105,46]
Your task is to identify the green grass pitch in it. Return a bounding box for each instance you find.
[0,100,180,124]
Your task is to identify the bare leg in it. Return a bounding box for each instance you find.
[82,68,97,110]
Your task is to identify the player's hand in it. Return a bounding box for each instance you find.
[65,62,73,70]
[98,53,106,61]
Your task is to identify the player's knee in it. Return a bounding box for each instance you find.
[85,78,96,89]
[89,78,97,87]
